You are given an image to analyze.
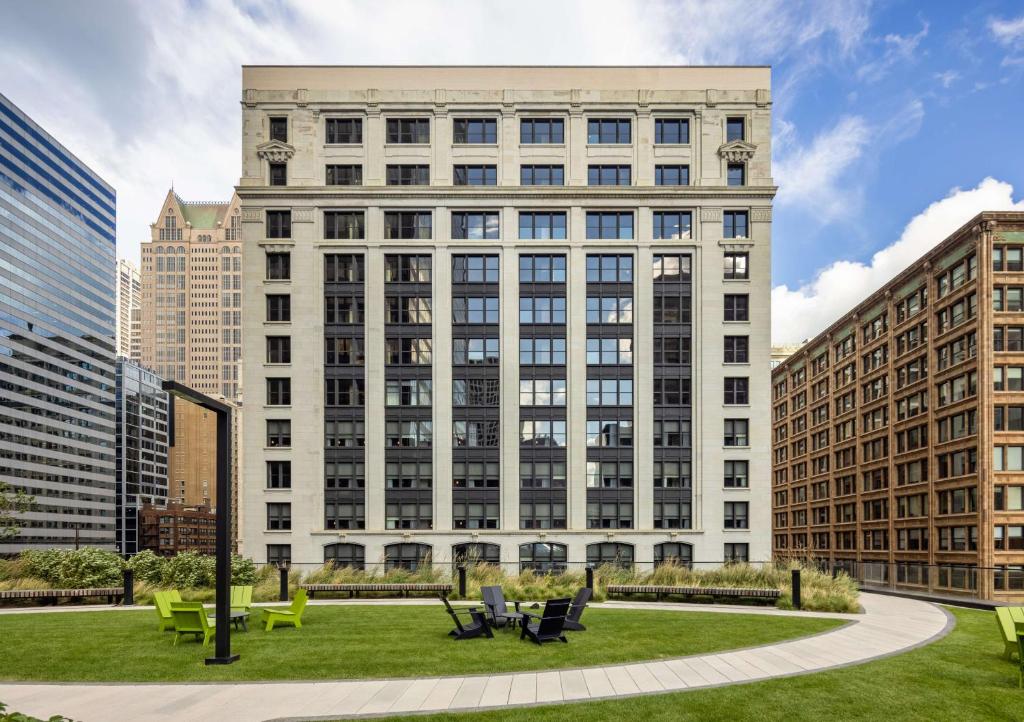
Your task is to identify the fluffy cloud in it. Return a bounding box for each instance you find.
[772,178,1024,345]
[990,15,1024,46]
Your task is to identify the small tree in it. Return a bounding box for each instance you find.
[0,481,33,540]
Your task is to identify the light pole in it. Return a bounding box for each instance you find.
[162,381,238,665]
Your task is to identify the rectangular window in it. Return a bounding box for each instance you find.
[521,420,567,447]
[451,211,500,240]
[653,211,692,240]
[266,295,290,322]
[519,254,567,282]
[724,542,749,562]
[586,378,633,406]
[324,211,365,239]
[266,378,291,406]
[724,211,749,239]
[269,163,286,186]
[453,165,497,185]
[655,118,690,144]
[266,503,291,531]
[266,336,291,363]
[520,118,564,144]
[267,461,291,489]
[519,337,567,364]
[266,253,290,280]
[385,338,432,365]
[655,165,689,186]
[727,163,746,186]
[588,118,631,144]
[386,164,430,185]
[725,336,749,363]
[724,501,749,529]
[520,165,564,185]
[725,377,749,405]
[520,297,567,324]
[324,253,365,283]
[586,212,633,240]
[453,420,500,447]
[586,296,633,324]
[724,460,749,488]
[588,165,631,186]
[453,338,500,364]
[586,337,633,364]
[453,297,499,324]
[453,378,501,406]
[519,378,567,406]
[269,116,287,142]
[726,117,745,142]
[326,164,362,185]
[724,418,749,446]
[385,379,432,407]
[452,254,499,283]
[266,210,291,239]
[519,212,567,240]
[385,254,432,283]
[266,420,291,448]
[453,118,497,144]
[724,294,750,322]
[384,212,432,239]
[386,118,430,143]
[724,252,749,279]
[586,254,633,283]
[325,117,362,144]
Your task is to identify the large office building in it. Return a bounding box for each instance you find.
[771,212,1024,602]
[114,359,169,555]
[0,93,118,551]
[239,66,774,570]
[116,258,141,361]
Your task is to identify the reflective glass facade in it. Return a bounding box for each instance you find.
[0,93,117,550]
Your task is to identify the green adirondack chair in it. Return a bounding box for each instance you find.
[261,588,307,631]
[231,585,253,614]
[1017,621,1024,688]
[170,602,216,646]
[153,590,183,632]
[996,607,1024,661]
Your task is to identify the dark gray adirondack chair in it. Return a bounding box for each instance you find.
[563,587,592,631]
[481,586,524,628]
[442,596,493,640]
[519,597,571,645]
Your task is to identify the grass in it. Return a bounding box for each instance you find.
[0,604,840,683]
[366,607,1024,722]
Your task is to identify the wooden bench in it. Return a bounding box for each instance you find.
[0,587,125,606]
[606,584,781,604]
[299,583,454,599]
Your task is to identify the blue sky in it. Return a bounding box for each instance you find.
[1,0,1022,343]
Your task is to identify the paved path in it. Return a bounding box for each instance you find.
[0,593,951,722]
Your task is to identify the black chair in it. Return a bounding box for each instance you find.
[520,598,571,645]
[441,596,493,640]
[563,587,592,631]
[481,586,525,628]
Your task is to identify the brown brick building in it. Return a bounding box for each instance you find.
[139,502,217,556]
[771,211,1024,602]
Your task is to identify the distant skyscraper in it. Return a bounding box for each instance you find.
[115,359,169,555]
[116,258,141,360]
[0,92,117,551]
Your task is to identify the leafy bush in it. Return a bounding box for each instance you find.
[230,554,257,585]
[126,550,164,584]
[159,551,215,588]
[0,700,74,722]
[19,548,123,588]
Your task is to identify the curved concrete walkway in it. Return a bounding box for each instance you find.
[0,592,951,722]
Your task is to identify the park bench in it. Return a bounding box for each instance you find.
[606,584,780,604]
[0,587,125,606]
[299,582,453,599]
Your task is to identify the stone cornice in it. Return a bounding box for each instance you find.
[235,186,779,202]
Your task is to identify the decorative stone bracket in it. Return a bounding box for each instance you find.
[717,139,757,163]
[256,140,295,163]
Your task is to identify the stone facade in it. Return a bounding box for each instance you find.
[238,66,774,571]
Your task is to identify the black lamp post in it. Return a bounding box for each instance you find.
[162,380,239,665]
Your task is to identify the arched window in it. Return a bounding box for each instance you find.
[176,246,185,254]
[155,246,165,254]
[222,246,231,253]
[324,543,364,570]
[384,542,431,571]
[586,542,634,569]
[233,246,240,254]
[452,542,500,569]
[654,542,693,569]
[519,542,566,573]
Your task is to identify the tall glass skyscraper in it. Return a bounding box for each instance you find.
[0,92,118,551]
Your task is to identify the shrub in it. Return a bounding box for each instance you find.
[126,550,165,584]
[230,555,257,585]
[159,551,215,588]
[19,548,123,588]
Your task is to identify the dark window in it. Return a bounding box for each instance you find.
[267,420,291,448]
[266,295,290,322]
[586,542,635,567]
[386,118,430,144]
[725,377,749,404]
[453,165,497,185]
[586,254,633,283]
[266,377,291,405]
[385,254,432,282]
[266,210,291,239]
[386,164,430,185]
[724,501,749,529]
[266,253,290,280]
[724,294,749,322]
[655,165,689,186]
[727,163,746,186]
[654,542,693,567]
[724,211,749,239]
[724,252,749,279]
[519,212,567,240]
[588,118,631,144]
[453,379,501,406]
[724,460,749,488]
[519,254,567,282]
[326,164,362,185]
[452,254,499,283]
[724,542,749,562]
[724,418,749,446]
[653,211,692,240]
[520,165,564,185]
[384,212,432,239]
[267,461,291,489]
[588,165,631,185]
[324,253,365,282]
[520,119,564,144]
[452,211,500,240]
[269,116,287,142]
[267,502,291,530]
[655,118,690,144]
[324,543,365,569]
[269,163,286,186]
[453,118,497,144]
[726,117,745,142]
[267,544,291,565]
[324,211,365,240]
[326,378,365,406]
[325,118,362,144]
[266,336,291,363]
[586,212,633,240]
[724,336,749,363]
[519,542,567,572]
[384,543,432,571]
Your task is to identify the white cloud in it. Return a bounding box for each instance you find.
[0,0,871,264]
[934,69,959,88]
[990,15,1024,46]
[856,21,929,83]
[772,178,1024,345]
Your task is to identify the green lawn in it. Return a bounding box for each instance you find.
[370,607,1023,722]
[0,604,839,683]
